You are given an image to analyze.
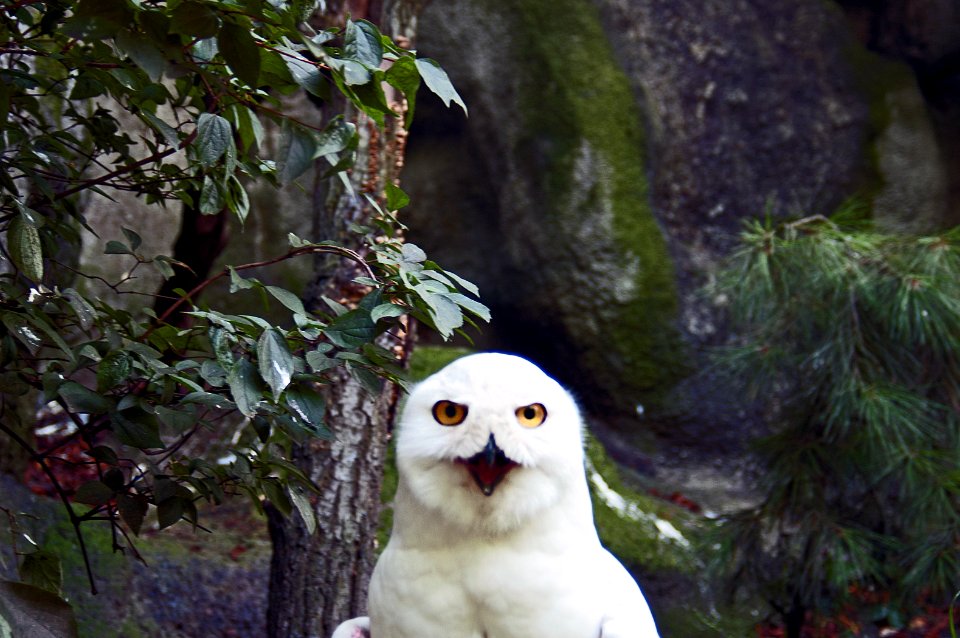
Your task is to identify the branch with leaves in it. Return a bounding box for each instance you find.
[0,0,483,610]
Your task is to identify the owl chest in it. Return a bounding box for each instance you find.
[370,544,604,638]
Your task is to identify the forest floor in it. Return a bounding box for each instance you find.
[1,425,956,638]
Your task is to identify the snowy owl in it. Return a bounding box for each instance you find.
[332,352,661,638]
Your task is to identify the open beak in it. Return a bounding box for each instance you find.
[458,434,517,496]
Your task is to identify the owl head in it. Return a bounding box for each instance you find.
[395,352,587,534]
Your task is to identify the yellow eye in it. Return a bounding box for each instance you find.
[515,403,547,428]
[432,400,468,426]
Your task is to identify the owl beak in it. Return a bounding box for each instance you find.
[459,434,517,497]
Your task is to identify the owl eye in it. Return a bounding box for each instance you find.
[432,400,468,426]
[515,403,547,428]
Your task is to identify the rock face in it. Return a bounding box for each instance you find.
[403,0,958,444]
[405,0,684,420]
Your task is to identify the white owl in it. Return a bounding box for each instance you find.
[332,352,661,638]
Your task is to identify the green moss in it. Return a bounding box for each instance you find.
[585,436,696,574]
[406,345,473,382]
[484,0,686,409]
[41,513,130,638]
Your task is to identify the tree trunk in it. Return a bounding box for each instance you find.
[784,595,806,638]
[266,369,393,637]
[266,3,420,636]
[153,199,229,326]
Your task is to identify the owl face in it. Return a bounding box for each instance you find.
[395,353,586,533]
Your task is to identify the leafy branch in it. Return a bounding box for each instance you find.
[0,0,481,604]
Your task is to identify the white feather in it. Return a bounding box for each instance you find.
[339,352,661,638]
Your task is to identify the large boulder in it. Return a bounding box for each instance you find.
[403,0,957,446]
[405,0,684,421]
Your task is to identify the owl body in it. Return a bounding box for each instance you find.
[350,353,659,638]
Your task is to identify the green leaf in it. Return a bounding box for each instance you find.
[20,550,62,595]
[401,243,427,264]
[69,70,106,100]
[67,0,134,38]
[62,289,95,331]
[228,266,255,292]
[279,46,326,97]
[289,486,317,535]
[199,359,227,387]
[0,581,78,638]
[313,117,356,158]
[209,325,235,368]
[96,351,131,391]
[415,57,467,116]
[199,175,224,214]
[0,371,30,395]
[252,415,271,443]
[218,21,261,88]
[196,113,232,166]
[156,498,184,530]
[141,111,180,147]
[349,76,392,125]
[73,480,114,506]
[418,289,463,339]
[181,391,231,407]
[228,357,262,417]
[170,1,220,38]
[343,19,383,68]
[371,303,405,323]
[325,309,376,348]
[224,175,248,223]
[305,349,336,373]
[330,57,371,86]
[348,362,384,395]
[115,29,165,81]
[2,315,41,354]
[227,104,264,152]
[265,286,306,316]
[104,240,132,255]
[384,183,410,211]
[440,268,480,296]
[445,293,491,322]
[257,329,294,402]
[285,382,325,429]
[102,468,125,491]
[8,214,43,283]
[58,381,112,415]
[277,121,317,184]
[111,410,163,449]
[385,55,420,128]
[118,494,148,535]
[261,478,291,516]
[155,405,197,432]
[121,227,142,251]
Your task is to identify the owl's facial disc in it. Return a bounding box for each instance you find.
[456,433,517,497]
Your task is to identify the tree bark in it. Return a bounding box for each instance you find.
[153,197,229,326]
[266,3,419,636]
[266,369,392,637]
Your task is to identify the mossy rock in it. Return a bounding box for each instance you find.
[408,0,685,419]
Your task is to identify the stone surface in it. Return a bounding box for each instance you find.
[404,0,957,451]
[406,0,683,420]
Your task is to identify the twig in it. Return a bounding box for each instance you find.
[145,244,377,337]
[55,129,198,201]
